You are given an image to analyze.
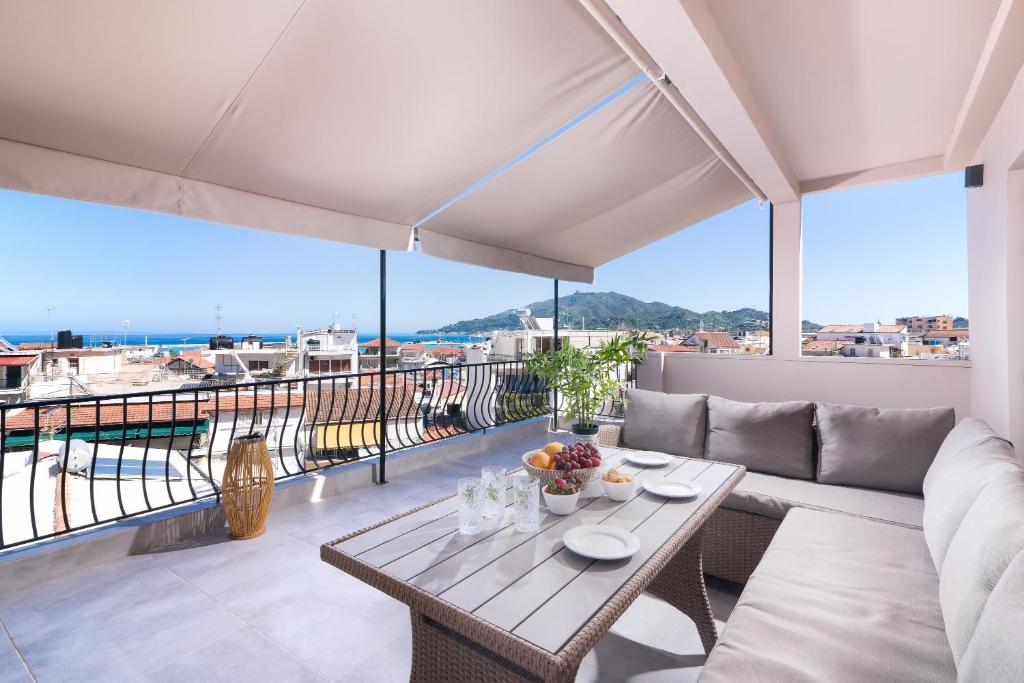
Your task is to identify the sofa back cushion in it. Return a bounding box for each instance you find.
[922,418,1018,569]
[815,404,954,494]
[622,389,707,458]
[957,549,1024,681]
[938,468,1024,663]
[706,397,815,479]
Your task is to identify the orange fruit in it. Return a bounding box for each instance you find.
[543,442,564,457]
[529,451,551,469]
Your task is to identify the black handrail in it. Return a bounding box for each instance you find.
[0,360,566,552]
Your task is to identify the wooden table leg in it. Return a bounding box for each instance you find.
[645,528,718,654]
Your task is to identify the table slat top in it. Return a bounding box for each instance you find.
[324,448,741,655]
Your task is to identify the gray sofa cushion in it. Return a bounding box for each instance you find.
[621,389,707,458]
[922,417,1018,569]
[938,468,1024,663]
[726,471,924,528]
[958,549,1024,681]
[700,508,956,682]
[706,397,815,479]
[816,403,954,494]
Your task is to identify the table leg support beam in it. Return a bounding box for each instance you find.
[645,529,718,654]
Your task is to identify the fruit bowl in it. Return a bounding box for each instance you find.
[521,441,602,490]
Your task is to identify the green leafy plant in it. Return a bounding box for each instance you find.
[524,332,648,431]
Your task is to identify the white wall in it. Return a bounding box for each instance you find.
[647,353,971,418]
[968,64,1024,448]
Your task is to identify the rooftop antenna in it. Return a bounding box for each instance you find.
[215,303,223,336]
[46,306,56,348]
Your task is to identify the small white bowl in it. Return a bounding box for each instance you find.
[543,488,580,515]
[601,477,637,502]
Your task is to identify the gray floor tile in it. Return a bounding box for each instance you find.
[145,627,326,682]
[0,631,31,683]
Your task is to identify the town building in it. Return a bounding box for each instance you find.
[488,314,624,360]
[358,337,402,370]
[298,326,359,376]
[682,331,743,354]
[896,314,954,335]
[0,354,41,404]
[800,339,849,356]
[39,347,122,380]
[158,350,215,379]
[814,322,909,356]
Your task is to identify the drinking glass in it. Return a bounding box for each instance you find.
[481,466,507,519]
[512,473,540,533]
[457,477,483,535]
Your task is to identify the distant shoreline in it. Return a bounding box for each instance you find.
[3,332,487,349]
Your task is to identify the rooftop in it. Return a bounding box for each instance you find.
[0,355,38,367]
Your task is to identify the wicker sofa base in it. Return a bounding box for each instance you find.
[701,507,782,585]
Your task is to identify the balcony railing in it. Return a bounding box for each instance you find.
[0,361,553,552]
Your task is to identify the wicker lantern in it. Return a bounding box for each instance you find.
[222,432,275,539]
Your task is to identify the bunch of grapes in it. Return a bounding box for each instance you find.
[554,442,602,471]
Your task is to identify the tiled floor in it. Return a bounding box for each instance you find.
[0,434,741,682]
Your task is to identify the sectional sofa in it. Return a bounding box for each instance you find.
[597,389,1024,681]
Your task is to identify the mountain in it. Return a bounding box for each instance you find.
[953,316,969,328]
[418,291,779,335]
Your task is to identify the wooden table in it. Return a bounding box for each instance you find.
[321,448,744,683]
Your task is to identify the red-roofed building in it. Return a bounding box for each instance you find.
[359,338,402,370]
[427,346,462,359]
[682,332,742,354]
[0,353,41,404]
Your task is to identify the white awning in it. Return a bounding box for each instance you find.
[419,80,752,282]
[0,1,752,279]
[0,1,636,252]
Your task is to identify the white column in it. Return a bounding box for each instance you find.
[771,200,803,360]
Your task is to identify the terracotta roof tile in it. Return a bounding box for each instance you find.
[802,340,850,353]
[305,386,421,422]
[4,401,208,431]
[428,346,462,357]
[0,355,39,367]
[924,328,969,339]
[360,338,402,348]
[685,332,741,349]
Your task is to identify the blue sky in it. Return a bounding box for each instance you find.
[0,170,966,335]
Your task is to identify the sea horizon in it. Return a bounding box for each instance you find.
[3,331,487,349]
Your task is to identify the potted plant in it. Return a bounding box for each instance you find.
[524,332,648,440]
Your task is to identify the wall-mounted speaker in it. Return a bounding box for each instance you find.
[965,164,984,188]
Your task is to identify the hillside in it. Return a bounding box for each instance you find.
[418,291,783,335]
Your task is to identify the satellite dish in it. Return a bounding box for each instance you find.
[59,439,93,473]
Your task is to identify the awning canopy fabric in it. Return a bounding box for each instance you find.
[418,81,751,282]
[0,1,752,281]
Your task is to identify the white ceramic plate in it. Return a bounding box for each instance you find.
[624,451,673,467]
[641,478,702,499]
[563,525,640,561]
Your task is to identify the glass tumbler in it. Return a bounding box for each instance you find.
[512,473,540,533]
[481,466,507,519]
[457,477,483,535]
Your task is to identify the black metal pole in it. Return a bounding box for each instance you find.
[378,249,388,484]
[553,279,559,430]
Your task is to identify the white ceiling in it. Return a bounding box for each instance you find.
[705,0,1002,182]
